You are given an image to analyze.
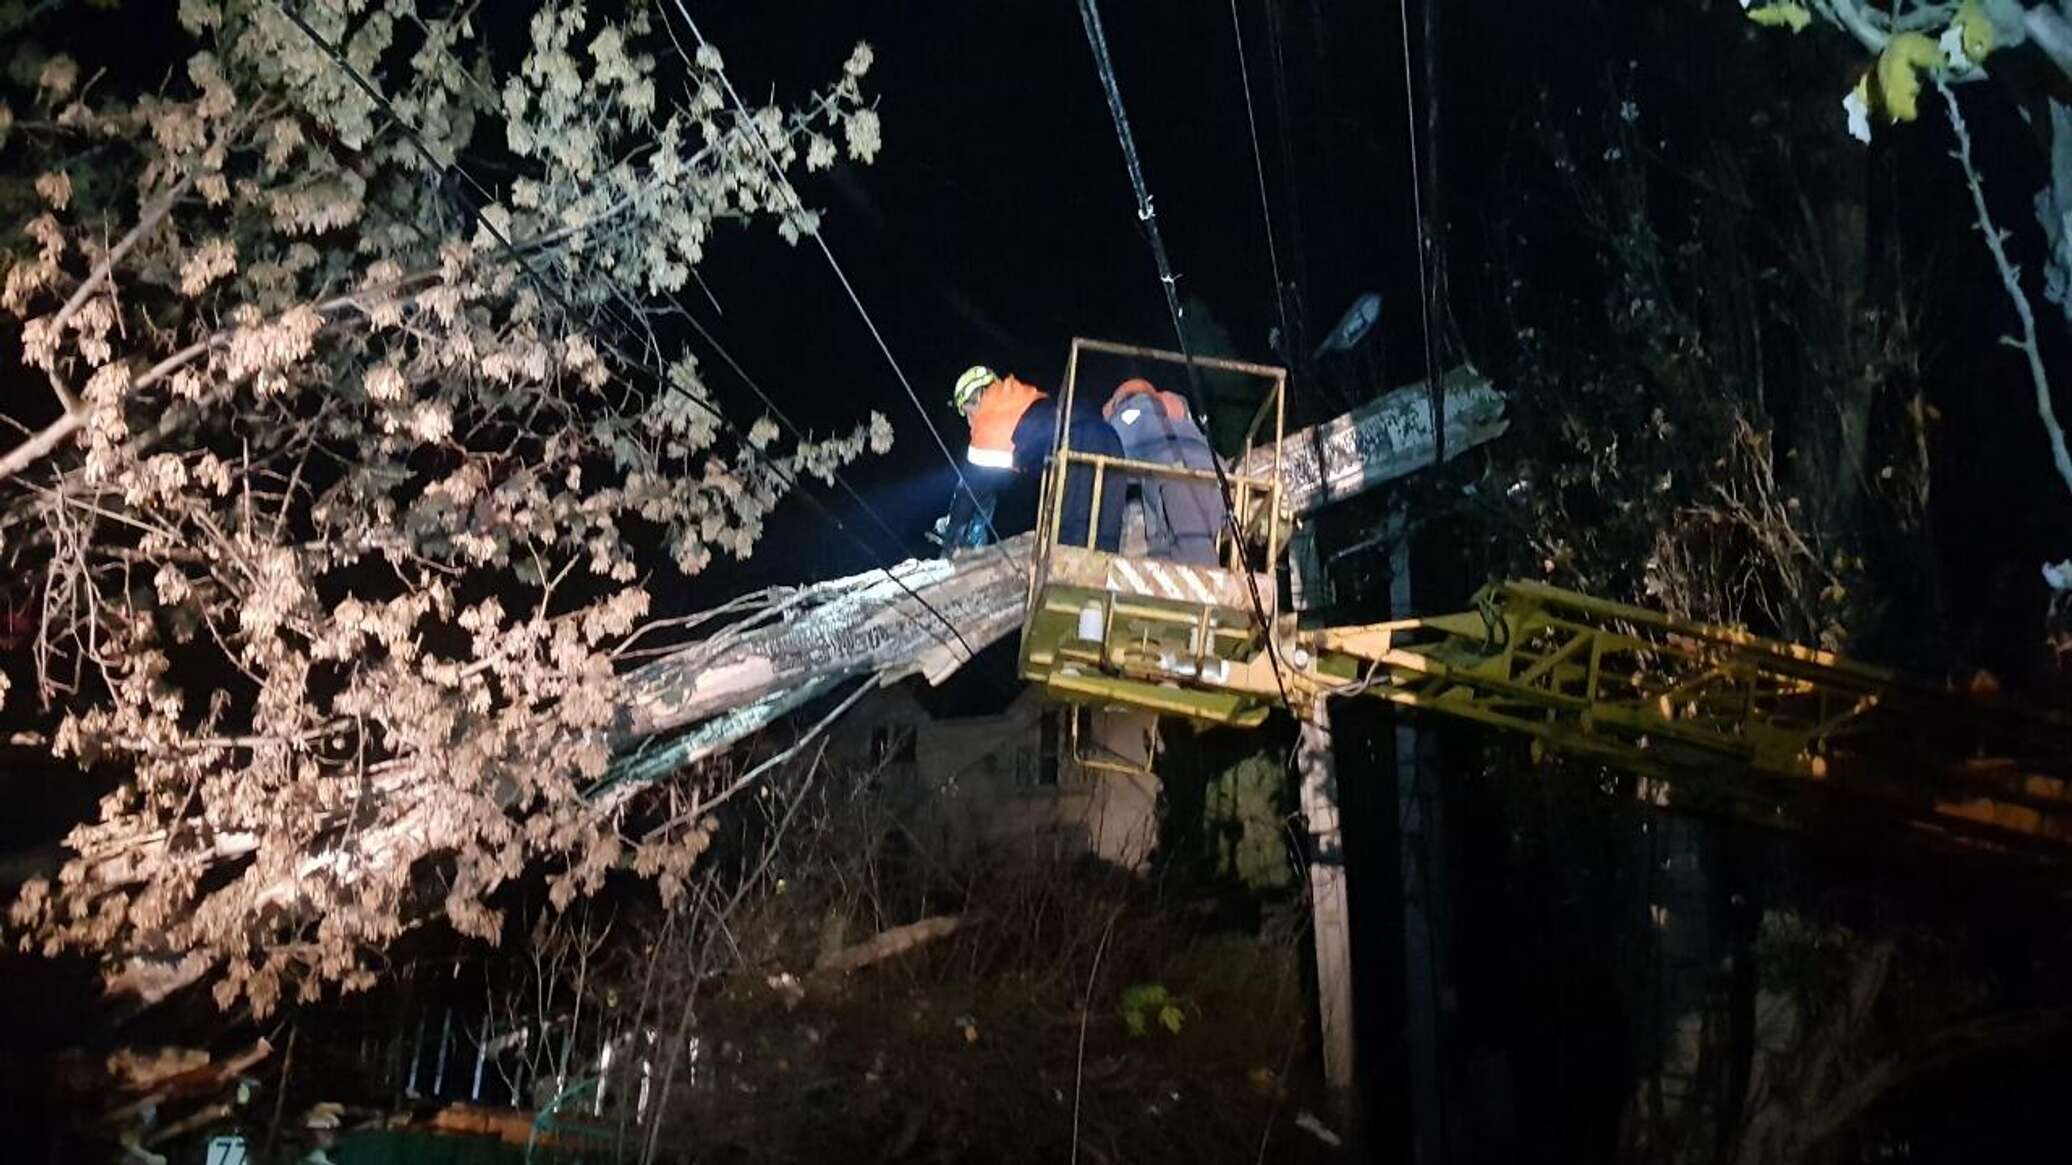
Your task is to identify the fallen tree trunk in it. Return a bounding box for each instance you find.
[1235,364,1507,515]
[73,537,1033,887]
[813,915,966,976]
[611,536,1032,747]
[91,539,1035,1004]
[72,365,1505,1006]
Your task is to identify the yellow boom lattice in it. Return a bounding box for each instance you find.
[1016,340,2072,860]
[1308,582,2072,857]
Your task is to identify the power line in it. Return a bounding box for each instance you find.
[1395,0,1446,466]
[1227,0,1301,406]
[389,11,1001,663]
[1073,0,1295,715]
[582,236,955,579]
[655,0,1012,555]
[1387,3,1457,1150]
[667,303,1004,666]
[270,2,984,666]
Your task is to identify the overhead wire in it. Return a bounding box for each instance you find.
[655,0,1012,556]
[425,18,999,661]
[1073,0,1295,715]
[573,191,969,583]
[1388,1,1457,1148]
[1226,0,1302,410]
[270,2,986,665]
[1395,0,1447,465]
[657,301,1044,706]
[1091,10,1454,1070]
[665,305,996,658]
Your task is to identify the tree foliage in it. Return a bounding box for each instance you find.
[1478,46,1931,653]
[1750,0,2072,517]
[0,0,890,1012]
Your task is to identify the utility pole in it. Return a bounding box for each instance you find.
[1287,509,1356,1131]
[1297,697,1357,1129]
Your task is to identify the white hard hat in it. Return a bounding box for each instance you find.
[953,365,998,411]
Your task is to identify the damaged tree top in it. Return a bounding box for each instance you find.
[576,367,1507,777]
[30,366,1499,1011]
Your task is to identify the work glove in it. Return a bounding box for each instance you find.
[925,513,951,547]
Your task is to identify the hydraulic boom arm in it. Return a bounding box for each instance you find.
[1026,573,2072,858]
[1305,582,2072,856]
[1017,337,2072,861]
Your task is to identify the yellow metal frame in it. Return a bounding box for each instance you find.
[1024,339,1288,591]
[1018,338,1291,729]
[1010,342,2072,858]
[1299,581,2072,852]
[1310,581,1895,778]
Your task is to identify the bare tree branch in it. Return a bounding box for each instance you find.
[1939,77,2072,498]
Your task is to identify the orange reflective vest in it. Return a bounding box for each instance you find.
[967,375,1047,469]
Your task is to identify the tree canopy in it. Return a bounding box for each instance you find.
[1,0,891,1012]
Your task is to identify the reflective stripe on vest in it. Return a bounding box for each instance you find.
[966,444,1015,469]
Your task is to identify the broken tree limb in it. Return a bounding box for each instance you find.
[631,678,875,842]
[611,537,1032,743]
[271,547,1035,898]
[101,1037,274,1126]
[597,677,847,811]
[79,543,1035,1004]
[69,363,1506,1006]
[812,915,966,976]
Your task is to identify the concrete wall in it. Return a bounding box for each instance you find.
[831,684,1162,871]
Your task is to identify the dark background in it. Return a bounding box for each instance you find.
[8,1,2072,1160]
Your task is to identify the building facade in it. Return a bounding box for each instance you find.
[830,683,1162,870]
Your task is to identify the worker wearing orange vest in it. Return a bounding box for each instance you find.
[934,365,1125,556]
[1103,378,1226,565]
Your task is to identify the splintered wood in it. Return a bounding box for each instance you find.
[614,536,1032,744]
[89,364,1505,1005]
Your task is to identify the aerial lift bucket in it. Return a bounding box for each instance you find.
[1017,338,1292,731]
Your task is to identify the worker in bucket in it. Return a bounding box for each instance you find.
[1103,377,1226,566]
[930,365,1126,557]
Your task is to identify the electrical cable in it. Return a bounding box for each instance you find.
[668,306,993,665]
[271,2,986,666]
[1390,2,1457,1146]
[1227,0,1302,411]
[1396,0,1446,466]
[656,307,1044,712]
[1074,0,1295,716]
[1084,6,1453,1141]
[443,107,1002,658]
[656,0,1012,555]
[578,222,974,594]
[1262,1,1309,360]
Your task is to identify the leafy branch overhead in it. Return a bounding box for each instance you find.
[1749,0,2072,568]
[0,0,890,1012]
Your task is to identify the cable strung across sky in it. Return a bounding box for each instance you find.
[1074,0,1294,711]
[269,0,986,664]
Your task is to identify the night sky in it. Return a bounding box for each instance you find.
[8,2,2072,1158]
[10,2,2065,646]
[643,0,2072,682]
[677,0,1421,585]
